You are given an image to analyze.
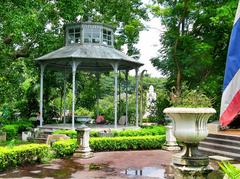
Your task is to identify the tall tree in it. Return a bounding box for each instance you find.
[151,0,237,112]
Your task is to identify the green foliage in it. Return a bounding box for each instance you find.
[2,120,33,140]
[53,126,166,139]
[2,125,18,140]
[52,129,77,139]
[151,0,238,115]
[90,131,101,137]
[219,161,240,179]
[112,125,166,137]
[0,144,49,171]
[75,107,94,117]
[0,0,147,118]
[12,120,33,133]
[98,96,114,122]
[90,135,165,152]
[171,85,212,108]
[51,139,77,158]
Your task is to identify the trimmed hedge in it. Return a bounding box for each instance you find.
[112,126,166,137]
[0,144,49,171]
[52,126,166,139]
[90,135,165,151]
[52,129,100,138]
[51,139,78,158]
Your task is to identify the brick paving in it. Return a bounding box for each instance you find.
[0,150,173,179]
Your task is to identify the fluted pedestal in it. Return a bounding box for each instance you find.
[74,125,93,158]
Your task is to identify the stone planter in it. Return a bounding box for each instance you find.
[0,132,6,141]
[22,131,32,141]
[163,107,216,167]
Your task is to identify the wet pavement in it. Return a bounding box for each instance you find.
[0,150,174,179]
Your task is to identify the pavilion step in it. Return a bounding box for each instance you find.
[199,133,240,161]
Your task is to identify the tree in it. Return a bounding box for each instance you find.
[151,0,237,114]
[0,0,148,118]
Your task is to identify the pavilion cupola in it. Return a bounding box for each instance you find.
[64,22,114,47]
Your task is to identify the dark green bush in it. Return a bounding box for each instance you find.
[112,126,166,137]
[51,139,78,158]
[90,135,165,151]
[2,125,18,140]
[12,120,33,133]
[2,120,33,140]
[0,144,49,171]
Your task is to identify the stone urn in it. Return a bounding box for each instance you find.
[163,107,216,167]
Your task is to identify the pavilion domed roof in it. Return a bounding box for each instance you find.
[36,21,143,72]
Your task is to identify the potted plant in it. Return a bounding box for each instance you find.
[163,88,216,167]
[0,128,6,141]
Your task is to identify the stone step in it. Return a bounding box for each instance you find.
[198,146,240,160]
[203,137,240,147]
[198,133,240,161]
[208,133,240,141]
[199,141,240,154]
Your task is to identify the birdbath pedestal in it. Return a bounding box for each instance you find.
[74,125,93,158]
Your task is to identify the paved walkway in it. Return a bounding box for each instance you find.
[0,150,173,179]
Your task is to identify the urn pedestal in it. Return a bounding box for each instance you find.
[74,125,93,158]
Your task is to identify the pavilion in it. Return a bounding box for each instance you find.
[36,21,143,129]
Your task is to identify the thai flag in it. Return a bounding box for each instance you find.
[220,2,240,127]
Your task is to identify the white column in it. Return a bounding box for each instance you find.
[71,61,80,129]
[39,63,46,127]
[125,70,129,126]
[63,69,67,124]
[111,63,118,129]
[96,73,100,117]
[135,68,139,127]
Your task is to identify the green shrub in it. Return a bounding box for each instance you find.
[75,107,94,117]
[171,84,213,108]
[0,144,49,171]
[90,135,165,151]
[51,139,78,158]
[90,131,101,137]
[12,120,33,133]
[2,125,18,140]
[112,126,166,137]
[2,121,33,140]
[53,129,77,139]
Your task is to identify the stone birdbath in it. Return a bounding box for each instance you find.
[74,125,93,158]
[163,107,216,177]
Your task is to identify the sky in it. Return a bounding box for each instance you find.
[134,17,163,77]
[128,1,164,78]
